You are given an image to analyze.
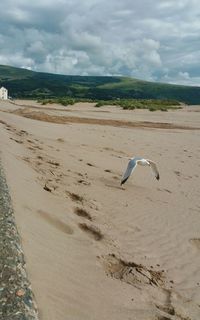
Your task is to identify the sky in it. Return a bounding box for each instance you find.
[0,0,200,86]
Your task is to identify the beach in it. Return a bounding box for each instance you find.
[0,99,200,320]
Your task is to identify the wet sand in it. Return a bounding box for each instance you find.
[0,100,200,320]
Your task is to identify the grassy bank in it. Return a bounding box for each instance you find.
[38,97,182,111]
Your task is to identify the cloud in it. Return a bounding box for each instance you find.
[0,0,200,85]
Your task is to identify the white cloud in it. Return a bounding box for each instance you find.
[0,0,200,85]
[178,71,190,80]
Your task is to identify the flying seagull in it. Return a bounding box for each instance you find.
[121,157,160,185]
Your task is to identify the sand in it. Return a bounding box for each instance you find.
[0,99,200,320]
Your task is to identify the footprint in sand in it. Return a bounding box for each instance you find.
[189,238,200,250]
[47,160,60,167]
[155,301,175,319]
[33,145,43,150]
[76,172,84,177]
[10,137,23,144]
[164,189,172,194]
[156,290,200,320]
[20,130,28,135]
[37,155,43,160]
[43,184,52,192]
[67,191,84,203]
[78,223,103,241]
[112,176,119,180]
[77,179,91,186]
[37,210,73,235]
[0,120,8,126]
[27,139,35,144]
[174,170,181,177]
[74,207,92,221]
[104,169,112,173]
[87,162,95,167]
[22,156,31,163]
[157,188,172,194]
[101,253,164,287]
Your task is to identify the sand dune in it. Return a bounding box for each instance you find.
[8,105,200,130]
[0,100,200,320]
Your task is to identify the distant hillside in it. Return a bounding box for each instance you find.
[0,64,200,104]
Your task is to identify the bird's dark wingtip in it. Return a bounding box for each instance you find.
[121,177,128,185]
[156,174,160,180]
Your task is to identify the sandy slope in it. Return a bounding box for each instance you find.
[0,100,200,320]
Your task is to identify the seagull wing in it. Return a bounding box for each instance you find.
[121,159,137,185]
[147,160,160,180]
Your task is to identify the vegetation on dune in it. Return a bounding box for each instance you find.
[112,98,182,111]
[38,97,182,111]
[40,97,76,106]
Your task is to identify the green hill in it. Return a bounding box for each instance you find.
[0,64,200,104]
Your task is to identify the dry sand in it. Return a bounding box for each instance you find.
[0,100,200,320]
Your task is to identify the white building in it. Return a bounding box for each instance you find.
[0,87,8,100]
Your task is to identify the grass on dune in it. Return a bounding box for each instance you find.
[38,97,182,111]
